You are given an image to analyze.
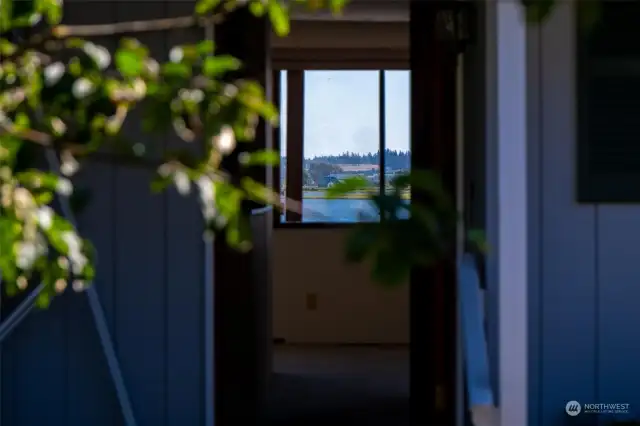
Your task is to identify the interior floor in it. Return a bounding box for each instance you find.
[266,345,410,425]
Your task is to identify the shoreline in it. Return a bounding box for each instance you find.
[285,191,411,200]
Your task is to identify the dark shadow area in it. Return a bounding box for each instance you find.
[265,345,410,426]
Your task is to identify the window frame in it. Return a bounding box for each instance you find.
[273,52,409,228]
[576,4,640,203]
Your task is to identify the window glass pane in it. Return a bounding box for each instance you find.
[302,70,380,223]
[384,70,411,218]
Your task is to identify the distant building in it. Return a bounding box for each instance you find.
[335,164,379,173]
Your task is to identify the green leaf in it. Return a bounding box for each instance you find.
[214,182,243,218]
[329,0,348,14]
[0,39,16,56]
[240,150,280,166]
[325,176,371,198]
[36,0,62,24]
[0,0,13,33]
[249,1,267,16]
[371,193,404,220]
[0,134,24,165]
[5,282,18,297]
[33,191,54,205]
[371,249,411,287]
[115,49,144,78]
[36,291,51,308]
[197,40,215,55]
[268,1,290,37]
[344,224,378,263]
[15,171,61,191]
[150,173,172,193]
[44,216,76,255]
[203,55,241,77]
[521,0,555,24]
[241,177,278,205]
[409,203,442,237]
[467,228,488,254]
[162,62,191,79]
[195,0,221,15]
[79,239,97,281]
[225,215,252,252]
[390,173,410,189]
[406,169,453,209]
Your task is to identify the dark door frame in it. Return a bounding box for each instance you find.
[409,1,459,425]
[213,8,272,426]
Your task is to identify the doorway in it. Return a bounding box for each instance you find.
[269,64,411,426]
[266,2,464,425]
[211,2,468,425]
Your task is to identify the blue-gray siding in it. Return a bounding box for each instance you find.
[1,2,207,425]
[528,3,640,424]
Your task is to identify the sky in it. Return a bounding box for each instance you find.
[279,70,410,158]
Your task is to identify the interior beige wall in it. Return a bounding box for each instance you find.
[272,228,409,344]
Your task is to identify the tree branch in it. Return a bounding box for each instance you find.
[0,123,302,215]
[53,14,222,38]
[2,13,224,63]
[0,120,89,155]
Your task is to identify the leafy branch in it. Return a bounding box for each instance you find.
[0,0,344,305]
[326,172,486,286]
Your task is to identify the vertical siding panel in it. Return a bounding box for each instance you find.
[64,2,121,424]
[526,18,542,426]
[5,306,67,424]
[164,2,205,425]
[113,3,167,425]
[0,314,12,425]
[67,160,121,426]
[1,303,67,424]
[540,3,598,424]
[597,207,640,420]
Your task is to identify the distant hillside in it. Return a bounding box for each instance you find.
[307,149,411,170]
[281,149,411,179]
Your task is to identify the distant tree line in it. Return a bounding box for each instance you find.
[307,149,411,170]
[281,149,411,178]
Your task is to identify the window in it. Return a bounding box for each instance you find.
[278,69,410,224]
[577,2,640,202]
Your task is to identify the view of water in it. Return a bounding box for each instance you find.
[302,199,380,223]
[281,193,410,223]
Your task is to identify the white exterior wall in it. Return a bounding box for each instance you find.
[484,1,529,425]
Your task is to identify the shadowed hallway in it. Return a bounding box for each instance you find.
[266,346,410,425]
